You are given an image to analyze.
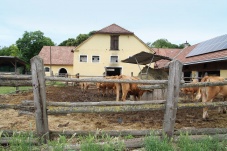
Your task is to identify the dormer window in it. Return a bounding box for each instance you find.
[110,35,119,50]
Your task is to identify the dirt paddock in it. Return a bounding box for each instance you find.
[0,85,227,132]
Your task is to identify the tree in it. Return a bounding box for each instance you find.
[149,39,189,49]
[58,38,76,46]
[0,44,20,56]
[0,46,11,56]
[151,39,174,48]
[58,30,96,46]
[74,34,89,46]
[16,31,54,64]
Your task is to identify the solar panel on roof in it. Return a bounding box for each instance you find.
[187,34,227,57]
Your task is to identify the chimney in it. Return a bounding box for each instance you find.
[183,41,189,48]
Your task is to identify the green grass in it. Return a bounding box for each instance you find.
[46,81,68,87]
[0,131,226,151]
[144,133,175,151]
[0,82,67,94]
[144,132,227,151]
[177,133,227,151]
[0,86,32,94]
[79,133,125,151]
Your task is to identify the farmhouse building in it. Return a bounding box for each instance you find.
[39,46,74,76]
[73,24,154,76]
[155,34,227,80]
[39,24,154,77]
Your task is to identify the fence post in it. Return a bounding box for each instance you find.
[31,56,49,142]
[163,60,183,138]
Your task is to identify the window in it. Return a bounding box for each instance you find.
[92,56,100,63]
[80,55,87,62]
[44,67,50,72]
[110,35,119,50]
[110,56,118,63]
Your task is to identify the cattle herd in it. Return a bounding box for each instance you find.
[181,76,227,120]
[78,75,227,120]
[79,75,149,102]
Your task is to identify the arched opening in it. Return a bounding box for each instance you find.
[59,68,67,77]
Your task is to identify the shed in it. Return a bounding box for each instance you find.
[0,56,26,74]
[121,51,172,100]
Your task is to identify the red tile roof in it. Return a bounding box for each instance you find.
[153,48,182,68]
[39,46,74,65]
[96,23,134,34]
[176,45,227,65]
[154,44,227,69]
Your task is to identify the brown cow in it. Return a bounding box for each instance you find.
[96,76,118,96]
[115,75,147,101]
[181,79,199,101]
[195,76,227,120]
[79,82,92,92]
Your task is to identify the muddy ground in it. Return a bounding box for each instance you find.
[0,84,227,132]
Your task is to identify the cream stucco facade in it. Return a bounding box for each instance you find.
[73,34,154,77]
[44,65,73,77]
[220,70,227,79]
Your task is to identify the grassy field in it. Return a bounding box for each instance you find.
[0,132,226,151]
[0,82,66,94]
[0,86,32,94]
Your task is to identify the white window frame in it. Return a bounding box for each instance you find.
[110,55,119,63]
[92,55,100,63]
[79,55,88,62]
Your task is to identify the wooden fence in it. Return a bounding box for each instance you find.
[1,55,227,144]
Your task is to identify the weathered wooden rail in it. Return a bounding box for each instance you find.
[1,55,227,145]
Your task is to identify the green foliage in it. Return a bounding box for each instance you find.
[7,131,36,151]
[47,135,67,151]
[16,30,54,64]
[151,39,176,48]
[178,133,227,151]
[144,133,175,151]
[46,81,67,87]
[58,30,96,46]
[74,34,89,45]
[149,38,190,49]
[8,44,20,57]
[0,86,32,94]
[123,134,134,140]
[0,46,11,56]
[79,133,125,151]
[0,130,227,150]
[0,44,19,56]
[58,38,76,46]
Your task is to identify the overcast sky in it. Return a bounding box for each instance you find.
[1,0,227,47]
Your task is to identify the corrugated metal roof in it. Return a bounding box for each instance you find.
[121,51,172,65]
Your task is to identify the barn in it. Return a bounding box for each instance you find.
[155,34,227,81]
